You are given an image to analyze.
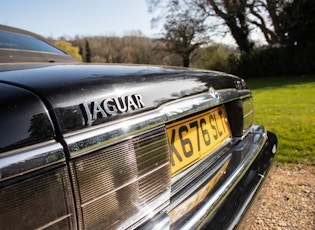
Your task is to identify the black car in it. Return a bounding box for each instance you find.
[0,25,277,230]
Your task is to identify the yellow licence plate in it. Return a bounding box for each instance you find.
[166,106,231,175]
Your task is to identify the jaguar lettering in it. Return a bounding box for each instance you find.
[81,94,145,125]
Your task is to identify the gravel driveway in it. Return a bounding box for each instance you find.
[236,164,315,230]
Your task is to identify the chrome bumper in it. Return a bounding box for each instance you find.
[140,125,277,230]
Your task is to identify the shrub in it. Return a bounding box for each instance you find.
[228,46,315,78]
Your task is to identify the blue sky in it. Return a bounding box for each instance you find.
[0,0,160,38]
[1,0,259,46]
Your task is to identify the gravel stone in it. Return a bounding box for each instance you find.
[236,164,315,230]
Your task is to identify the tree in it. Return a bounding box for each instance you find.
[278,0,315,74]
[196,44,232,71]
[54,40,82,61]
[245,0,282,45]
[148,0,254,53]
[121,31,153,64]
[161,11,208,67]
[85,40,91,62]
[279,0,315,49]
[77,39,91,62]
[195,0,255,53]
[147,0,294,51]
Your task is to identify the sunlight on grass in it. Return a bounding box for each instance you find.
[247,75,315,165]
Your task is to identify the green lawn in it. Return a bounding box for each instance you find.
[246,75,315,165]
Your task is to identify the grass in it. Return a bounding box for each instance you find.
[246,75,315,165]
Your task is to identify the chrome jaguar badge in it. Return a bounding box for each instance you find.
[81,94,145,125]
[209,87,219,99]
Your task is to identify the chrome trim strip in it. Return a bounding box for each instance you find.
[181,125,267,229]
[238,89,252,98]
[0,140,65,181]
[171,137,233,186]
[168,154,232,212]
[243,110,253,118]
[226,174,264,230]
[65,89,248,157]
[35,214,73,230]
[139,125,268,229]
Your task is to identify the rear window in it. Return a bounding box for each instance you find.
[0,30,65,55]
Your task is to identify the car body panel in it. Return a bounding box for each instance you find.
[0,25,277,230]
[0,82,55,152]
[0,64,243,134]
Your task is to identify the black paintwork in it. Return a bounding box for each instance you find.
[0,25,247,153]
[0,64,243,142]
[0,83,55,152]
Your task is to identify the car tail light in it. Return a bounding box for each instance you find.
[225,96,254,137]
[0,166,76,229]
[242,96,254,132]
[69,126,171,229]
